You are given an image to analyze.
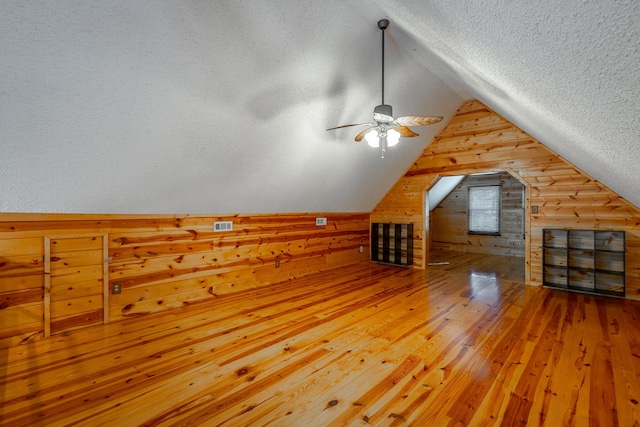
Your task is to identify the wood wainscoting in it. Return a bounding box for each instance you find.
[0,212,369,347]
[2,251,639,426]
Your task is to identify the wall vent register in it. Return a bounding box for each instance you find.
[371,223,413,267]
[213,221,233,232]
[543,229,625,297]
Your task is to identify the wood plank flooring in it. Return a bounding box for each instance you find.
[2,251,640,426]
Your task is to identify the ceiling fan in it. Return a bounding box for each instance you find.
[327,19,443,158]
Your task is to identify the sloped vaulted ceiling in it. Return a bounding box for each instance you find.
[1,1,638,214]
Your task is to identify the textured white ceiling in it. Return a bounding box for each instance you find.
[1,0,638,214]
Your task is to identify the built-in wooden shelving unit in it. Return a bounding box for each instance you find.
[371,223,413,267]
[543,229,625,297]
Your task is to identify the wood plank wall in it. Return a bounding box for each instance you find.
[372,100,640,301]
[0,213,369,346]
[430,172,525,256]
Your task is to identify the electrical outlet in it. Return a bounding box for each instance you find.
[359,246,364,253]
[316,217,327,226]
[275,260,280,268]
[112,282,121,294]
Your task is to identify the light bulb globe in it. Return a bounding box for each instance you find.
[365,129,380,147]
[387,129,401,147]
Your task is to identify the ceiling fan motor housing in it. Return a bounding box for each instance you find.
[374,104,393,117]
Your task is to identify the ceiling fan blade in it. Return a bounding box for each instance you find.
[327,122,375,131]
[373,112,394,123]
[392,125,419,138]
[354,126,377,142]
[395,115,443,126]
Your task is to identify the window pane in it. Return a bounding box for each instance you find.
[468,186,501,235]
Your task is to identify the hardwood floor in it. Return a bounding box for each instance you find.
[2,251,640,426]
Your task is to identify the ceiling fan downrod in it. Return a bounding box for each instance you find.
[378,19,389,108]
[378,19,390,159]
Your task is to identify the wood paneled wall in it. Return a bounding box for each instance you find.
[0,213,369,346]
[431,172,525,256]
[372,100,640,300]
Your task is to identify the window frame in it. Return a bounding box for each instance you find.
[467,185,502,236]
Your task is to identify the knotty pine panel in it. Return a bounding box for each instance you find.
[372,99,640,301]
[430,172,525,257]
[50,309,104,335]
[0,236,44,342]
[0,213,369,345]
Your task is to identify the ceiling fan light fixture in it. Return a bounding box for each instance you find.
[325,18,443,158]
[387,128,400,147]
[365,129,380,147]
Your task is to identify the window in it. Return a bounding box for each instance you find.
[468,185,501,235]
